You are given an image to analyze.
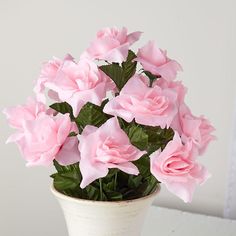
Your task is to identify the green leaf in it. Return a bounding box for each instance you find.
[128,175,143,188]
[146,126,174,152]
[50,102,74,119]
[117,117,129,130]
[75,102,111,129]
[100,63,123,90]
[105,168,119,179]
[85,185,101,201]
[127,124,148,150]
[133,155,151,178]
[53,160,79,173]
[105,191,123,201]
[129,124,174,155]
[53,160,67,173]
[142,175,160,196]
[100,50,137,90]
[51,161,81,192]
[121,50,137,80]
[123,122,174,154]
[52,174,79,190]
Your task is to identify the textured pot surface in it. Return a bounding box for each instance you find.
[51,186,159,236]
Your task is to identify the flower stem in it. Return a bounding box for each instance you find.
[99,178,103,201]
[149,79,154,88]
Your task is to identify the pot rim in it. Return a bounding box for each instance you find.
[51,184,160,205]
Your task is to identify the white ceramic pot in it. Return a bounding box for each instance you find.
[51,186,159,236]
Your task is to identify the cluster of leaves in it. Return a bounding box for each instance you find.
[50,50,174,201]
[50,99,111,133]
[51,159,160,201]
[120,118,174,155]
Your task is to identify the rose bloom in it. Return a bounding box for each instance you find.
[81,27,142,63]
[103,75,178,128]
[3,97,51,144]
[78,117,146,188]
[3,97,46,130]
[150,132,209,202]
[155,78,187,105]
[5,108,80,166]
[46,58,115,117]
[171,103,215,155]
[34,54,74,103]
[136,41,182,81]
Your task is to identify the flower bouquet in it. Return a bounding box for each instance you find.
[4,27,215,236]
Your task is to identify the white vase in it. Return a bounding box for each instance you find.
[51,186,159,236]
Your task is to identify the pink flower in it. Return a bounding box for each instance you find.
[155,78,187,105]
[103,75,178,128]
[78,117,146,188]
[55,136,80,166]
[34,54,74,103]
[81,27,142,63]
[8,112,79,166]
[3,97,47,130]
[171,104,215,155]
[46,58,115,117]
[136,41,182,81]
[150,132,209,202]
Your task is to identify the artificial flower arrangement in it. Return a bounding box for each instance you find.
[4,27,215,203]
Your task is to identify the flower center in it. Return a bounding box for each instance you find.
[163,157,193,175]
[95,137,135,164]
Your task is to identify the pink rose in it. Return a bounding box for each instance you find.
[155,78,187,105]
[78,117,146,188]
[3,97,47,130]
[3,97,50,144]
[81,27,142,63]
[46,58,115,117]
[103,75,178,128]
[171,104,215,155]
[150,132,209,202]
[8,113,79,166]
[136,41,182,81]
[34,54,74,103]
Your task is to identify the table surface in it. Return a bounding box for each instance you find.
[143,206,236,236]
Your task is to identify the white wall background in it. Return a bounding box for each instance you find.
[0,0,235,235]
